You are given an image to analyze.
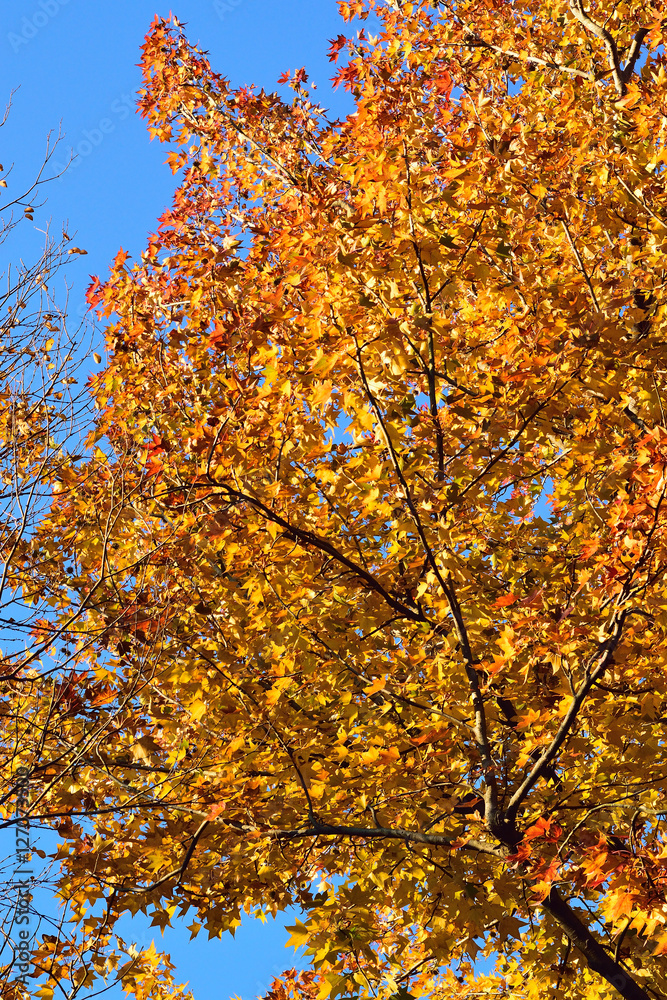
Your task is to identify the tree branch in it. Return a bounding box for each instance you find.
[505,608,628,822]
[569,1,648,97]
[561,217,600,311]
[542,887,651,1000]
[621,29,650,86]
[209,479,427,623]
[177,819,210,885]
[272,818,507,859]
[353,337,497,811]
[455,32,593,81]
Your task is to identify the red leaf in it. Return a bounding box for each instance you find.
[433,71,453,97]
[327,34,348,62]
[494,592,518,607]
[85,276,103,307]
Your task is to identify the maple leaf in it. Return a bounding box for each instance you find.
[85,275,103,306]
[327,34,348,62]
[332,63,360,91]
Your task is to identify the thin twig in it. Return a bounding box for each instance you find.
[561,217,600,311]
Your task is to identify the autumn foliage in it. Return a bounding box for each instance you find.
[5,1,667,998]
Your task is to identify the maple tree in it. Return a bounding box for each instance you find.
[6,1,667,998]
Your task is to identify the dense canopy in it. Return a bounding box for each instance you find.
[3,2,667,999]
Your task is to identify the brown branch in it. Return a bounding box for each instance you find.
[431,210,487,304]
[353,336,450,600]
[569,0,624,93]
[505,607,628,822]
[439,393,560,518]
[209,479,426,623]
[177,819,210,885]
[542,887,651,1000]
[401,142,446,478]
[275,818,507,859]
[443,573,499,828]
[561,217,600,311]
[455,32,593,80]
[622,29,650,86]
[569,1,648,97]
[614,917,632,964]
[353,337,498,819]
[555,936,571,993]
[306,628,475,735]
[613,171,667,231]
[179,99,302,193]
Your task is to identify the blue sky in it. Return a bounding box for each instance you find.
[1,2,353,997]
[2,0,353,325]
